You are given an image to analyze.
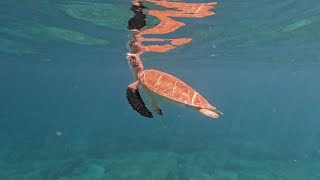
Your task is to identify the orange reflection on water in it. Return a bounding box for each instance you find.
[141,37,192,53]
[129,0,217,54]
[142,0,217,35]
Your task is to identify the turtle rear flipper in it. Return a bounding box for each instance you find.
[126,82,153,118]
[198,108,223,119]
[150,99,163,115]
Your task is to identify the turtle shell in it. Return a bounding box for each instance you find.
[139,69,214,109]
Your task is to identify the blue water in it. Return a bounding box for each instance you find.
[1,0,320,179]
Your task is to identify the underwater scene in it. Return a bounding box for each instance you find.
[0,0,320,179]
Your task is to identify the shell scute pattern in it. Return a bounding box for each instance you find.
[140,70,212,109]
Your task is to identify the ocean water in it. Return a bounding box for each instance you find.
[0,0,320,179]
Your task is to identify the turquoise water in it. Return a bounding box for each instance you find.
[1,0,320,179]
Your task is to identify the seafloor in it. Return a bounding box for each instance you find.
[1,133,320,180]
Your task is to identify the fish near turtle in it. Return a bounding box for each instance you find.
[126,53,223,119]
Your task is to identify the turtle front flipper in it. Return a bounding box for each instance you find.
[126,81,153,118]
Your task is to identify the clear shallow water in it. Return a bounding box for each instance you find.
[0,0,320,179]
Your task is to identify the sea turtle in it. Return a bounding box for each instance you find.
[126,53,223,118]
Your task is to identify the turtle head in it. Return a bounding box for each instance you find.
[127,53,144,80]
